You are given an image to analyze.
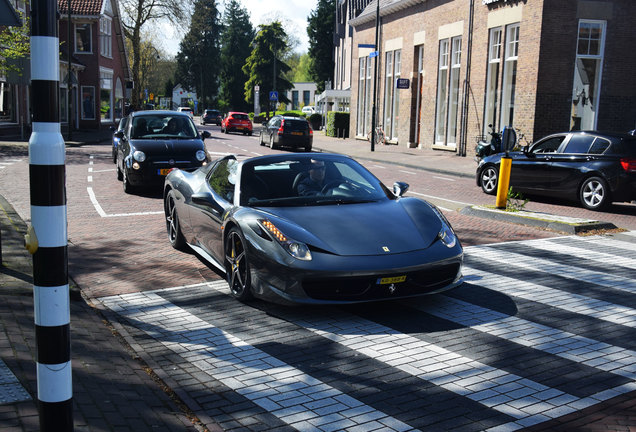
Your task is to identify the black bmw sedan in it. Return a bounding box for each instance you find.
[115,110,211,193]
[476,131,636,210]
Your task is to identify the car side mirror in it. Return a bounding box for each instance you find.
[201,131,211,140]
[392,181,409,197]
[114,130,124,139]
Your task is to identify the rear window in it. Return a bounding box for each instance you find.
[284,119,309,131]
[232,114,249,120]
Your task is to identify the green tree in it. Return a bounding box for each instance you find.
[307,0,335,93]
[118,0,192,108]
[286,53,312,83]
[175,0,222,111]
[219,0,254,112]
[0,12,29,77]
[243,22,293,115]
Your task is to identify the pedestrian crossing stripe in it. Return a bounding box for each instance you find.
[98,233,636,431]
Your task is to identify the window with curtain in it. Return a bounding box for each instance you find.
[100,70,113,122]
[75,23,91,53]
[500,24,519,129]
[570,20,605,131]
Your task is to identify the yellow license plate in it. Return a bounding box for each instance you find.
[291,131,303,136]
[158,168,172,175]
[378,275,406,285]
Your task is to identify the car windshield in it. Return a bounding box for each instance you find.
[239,156,392,207]
[131,114,198,139]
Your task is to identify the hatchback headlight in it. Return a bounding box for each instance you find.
[196,150,206,162]
[259,219,312,261]
[133,150,146,162]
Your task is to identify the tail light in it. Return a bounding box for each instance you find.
[620,158,636,172]
[309,128,313,135]
[278,119,285,135]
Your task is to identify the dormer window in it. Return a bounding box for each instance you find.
[100,16,112,58]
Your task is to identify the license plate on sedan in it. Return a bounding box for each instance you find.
[158,168,172,176]
[377,275,406,285]
[291,131,303,136]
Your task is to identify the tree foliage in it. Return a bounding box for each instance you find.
[0,11,29,77]
[119,0,193,107]
[243,22,293,114]
[307,0,335,93]
[286,53,312,83]
[175,0,222,110]
[218,0,254,112]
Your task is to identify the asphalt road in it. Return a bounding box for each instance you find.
[1,128,636,431]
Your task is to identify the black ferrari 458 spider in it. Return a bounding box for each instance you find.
[163,153,463,304]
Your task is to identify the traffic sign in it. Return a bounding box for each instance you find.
[269,91,278,101]
[369,51,379,58]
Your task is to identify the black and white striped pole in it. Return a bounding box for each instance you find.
[28,0,73,430]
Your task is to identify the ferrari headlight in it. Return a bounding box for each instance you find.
[133,150,146,162]
[196,150,206,161]
[259,220,312,261]
[430,205,457,248]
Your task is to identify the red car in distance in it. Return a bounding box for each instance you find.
[221,112,253,135]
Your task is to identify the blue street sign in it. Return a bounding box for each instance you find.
[396,78,410,89]
[369,51,379,58]
[358,43,376,48]
[269,91,278,101]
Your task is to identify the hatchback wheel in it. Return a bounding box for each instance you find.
[225,228,253,301]
[122,169,135,194]
[580,176,610,210]
[270,134,278,150]
[480,165,499,195]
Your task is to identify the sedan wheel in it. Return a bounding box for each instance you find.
[165,191,186,250]
[225,228,253,301]
[580,176,610,210]
[480,165,499,195]
[259,132,265,146]
[122,169,135,194]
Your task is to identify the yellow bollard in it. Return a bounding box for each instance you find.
[495,157,512,209]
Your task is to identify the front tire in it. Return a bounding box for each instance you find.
[165,191,187,250]
[122,169,135,194]
[580,176,610,210]
[480,165,499,195]
[225,228,253,301]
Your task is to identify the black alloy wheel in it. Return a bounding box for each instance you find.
[225,228,253,301]
[480,165,499,195]
[579,176,610,210]
[165,191,186,250]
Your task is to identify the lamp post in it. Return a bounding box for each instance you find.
[370,0,380,152]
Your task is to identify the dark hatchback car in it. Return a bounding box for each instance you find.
[201,109,222,125]
[115,110,211,193]
[476,131,636,210]
[259,115,313,152]
[110,116,129,163]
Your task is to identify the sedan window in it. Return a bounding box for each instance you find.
[563,135,596,154]
[589,137,611,154]
[532,136,566,153]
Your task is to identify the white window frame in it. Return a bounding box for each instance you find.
[100,16,112,58]
[100,69,114,123]
[483,27,502,134]
[500,24,519,130]
[570,19,606,131]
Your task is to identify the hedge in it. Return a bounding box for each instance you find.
[326,112,350,138]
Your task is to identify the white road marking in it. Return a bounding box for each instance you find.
[409,191,473,206]
[432,175,456,181]
[87,187,162,218]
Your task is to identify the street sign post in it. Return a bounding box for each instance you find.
[269,91,278,102]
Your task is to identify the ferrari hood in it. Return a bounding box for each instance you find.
[263,199,444,256]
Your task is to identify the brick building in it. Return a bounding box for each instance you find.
[0,0,130,138]
[346,0,636,158]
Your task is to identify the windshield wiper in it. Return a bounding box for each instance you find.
[313,198,378,205]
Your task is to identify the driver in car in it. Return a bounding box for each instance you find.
[297,160,326,196]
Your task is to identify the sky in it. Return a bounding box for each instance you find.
[158,0,315,57]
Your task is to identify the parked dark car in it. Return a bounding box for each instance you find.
[163,153,463,304]
[476,131,636,210]
[110,116,129,163]
[259,115,313,151]
[201,109,222,126]
[114,110,211,193]
[221,112,253,135]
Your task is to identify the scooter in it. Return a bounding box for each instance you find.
[475,124,502,161]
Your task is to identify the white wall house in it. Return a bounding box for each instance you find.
[172,84,197,110]
[284,82,317,111]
